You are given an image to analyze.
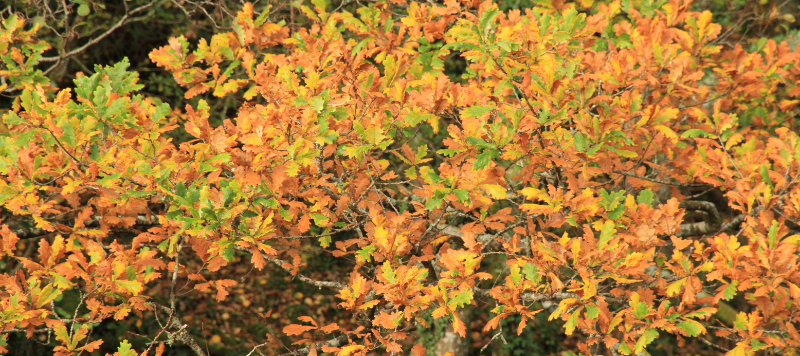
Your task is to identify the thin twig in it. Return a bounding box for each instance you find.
[39,0,162,63]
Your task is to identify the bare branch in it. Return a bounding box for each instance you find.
[473,287,627,304]
[233,246,347,290]
[39,0,162,63]
[612,170,707,187]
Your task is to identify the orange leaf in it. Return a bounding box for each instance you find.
[297,316,318,327]
[670,236,692,250]
[283,324,316,336]
[410,344,426,356]
[373,310,403,329]
[320,323,339,333]
[214,279,237,301]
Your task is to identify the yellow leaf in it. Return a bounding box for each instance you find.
[571,239,581,265]
[725,133,743,151]
[520,186,548,201]
[559,232,569,248]
[607,312,624,333]
[725,342,749,356]
[358,300,379,310]
[666,278,687,297]
[337,345,365,356]
[615,149,638,158]
[61,178,83,194]
[481,184,507,199]
[654,125,679,143]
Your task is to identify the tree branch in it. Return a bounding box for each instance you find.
[473,287,627,305]
[233,246,347,290]
[146,302,206,356]
[612,170,707,187]
[39,0,162,63]
[9,215,159,239]
[279,334,350,356]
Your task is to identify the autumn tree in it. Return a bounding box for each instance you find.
[2,0,800,355]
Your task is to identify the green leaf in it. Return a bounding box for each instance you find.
[597,220,616,250]
[454,189,470,203]
[310,213,329,225]
[35,284,61,308]
[221,60,241,78]
[479,7,500,38]
[676,319,705,337]
[465,136,495,150]
[618,341,632,355]
[95,173,121,188]
[54,324,70,345]
[221,243,235,261]
[760,165,774,190]
[665,313,682,320]
[722,282,738,300]
[522,263,541,284]
[293,97,308,107]
[415,145,428,163]
[564,307,583,335]
[636,189,655,205]
[351,38,372,56]
[438,148,466,157]
[425,197,443,211]
[381,262,397,284]
[310,96,325,113]
[585,304,600,319]
[77,4,90,16]
[509,264,522,285]
[683,307,717,318]
[614,149,637,158]
[461,105,496,118]
[207,153,231,164]
[573,132,587,152]
[756,37,768,51]
[633,301,650,319]
[472,150,493,170]
[3,112,25,126]
[116,340,137,356]
[607,202,625,220]
[254,5,272,25]
[364,127,385,146]
[681,129,709,138]
[404,167,417,179]
[446,289,473,310]
[356,245,375,262]
[52,274,71,289]
[319,235,331,248]
[404,111,434,126]
[767,224,783,255]
[634,328,658,353]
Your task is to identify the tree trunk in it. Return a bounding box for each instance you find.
[435,306,474,355]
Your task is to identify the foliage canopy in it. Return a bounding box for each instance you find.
[2,0,800,355]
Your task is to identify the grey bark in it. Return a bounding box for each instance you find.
[435,306,474,356]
